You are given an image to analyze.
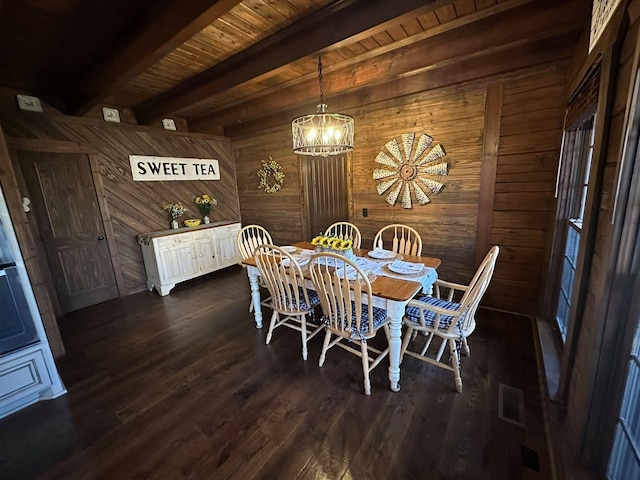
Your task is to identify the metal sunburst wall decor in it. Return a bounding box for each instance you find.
[373,132,449,208]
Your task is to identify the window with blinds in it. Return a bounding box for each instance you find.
[555,118,595,340]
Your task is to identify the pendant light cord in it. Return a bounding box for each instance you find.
[318,56,324,105]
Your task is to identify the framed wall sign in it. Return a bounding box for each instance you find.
[129,155,220,181]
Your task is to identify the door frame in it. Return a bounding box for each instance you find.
[6,137,125,315]
[0,128,66,356]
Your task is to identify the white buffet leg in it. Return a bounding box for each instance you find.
[156,283,175,296]
[247,265,263,329]
[386,300,404,392]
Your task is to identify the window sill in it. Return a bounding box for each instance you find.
[535,316,562,401]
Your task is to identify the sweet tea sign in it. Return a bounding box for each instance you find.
[129,155,220,181]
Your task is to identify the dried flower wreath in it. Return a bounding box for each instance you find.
[257,156,285,193]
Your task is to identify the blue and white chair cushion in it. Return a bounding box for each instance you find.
[405,294,467,333]
[323,302,388,340]
[283,287,320,312]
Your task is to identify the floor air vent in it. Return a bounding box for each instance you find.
[498,383,524,427]
[521,446,540,471]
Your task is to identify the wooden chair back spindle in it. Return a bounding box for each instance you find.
[237,224,273,260]
[324,222,362,249]
[373,224,422,256]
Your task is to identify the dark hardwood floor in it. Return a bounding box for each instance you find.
[0,265,553,479]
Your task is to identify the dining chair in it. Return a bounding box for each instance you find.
[309,252,390,395]
[373,224,422,256]
[324,221,362,249]
[401,245,500,393]
[253,244,323,361]
[237,224,273,312]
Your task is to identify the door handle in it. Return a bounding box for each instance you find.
[97,235,105,241]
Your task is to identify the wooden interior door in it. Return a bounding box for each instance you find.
[20,151,118,313]
[303,155,349,236]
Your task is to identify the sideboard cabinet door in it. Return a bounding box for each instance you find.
[195,236,217,272]
[158,243,198,283]
[214,224,241,268]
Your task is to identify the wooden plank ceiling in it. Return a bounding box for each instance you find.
[0,0,590,137]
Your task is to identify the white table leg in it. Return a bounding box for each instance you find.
[386,300,404,392]
[247,265,263,329]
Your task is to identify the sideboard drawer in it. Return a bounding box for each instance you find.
[156,233,193,247]
[217,223,241,235]
[192,230,213,240]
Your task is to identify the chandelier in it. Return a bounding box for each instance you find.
[292,57,354,156]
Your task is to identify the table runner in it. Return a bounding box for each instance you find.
[294,248,437,293]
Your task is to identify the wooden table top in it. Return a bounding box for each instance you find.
[242,242,441,303]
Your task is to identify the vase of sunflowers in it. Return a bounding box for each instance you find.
[195,194,217,224]
[164,202,187,229]
[311,234,355,260]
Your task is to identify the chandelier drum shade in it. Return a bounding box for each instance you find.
[292,57,354,157]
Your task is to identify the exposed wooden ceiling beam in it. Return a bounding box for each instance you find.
[184,0,531,123]
[189,0,585,132]
[221,31,578,138]
[134,0,457,125]
[69,0,244,116]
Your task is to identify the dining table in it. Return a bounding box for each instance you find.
[241,241,442,392]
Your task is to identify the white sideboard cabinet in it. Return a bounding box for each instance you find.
[138,221,241,296]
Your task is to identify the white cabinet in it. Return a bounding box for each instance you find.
[139,222,241,296]
[0,345,53,418]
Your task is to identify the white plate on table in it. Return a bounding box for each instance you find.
[368,248,396,260]
[388,260,424,275]
[280,245,297,253]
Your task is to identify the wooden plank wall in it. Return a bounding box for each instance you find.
[491,66,568,313]
[233,62,570,316]
[350,85,485,284]
[0,113,240,297]
[233,131,306,245]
